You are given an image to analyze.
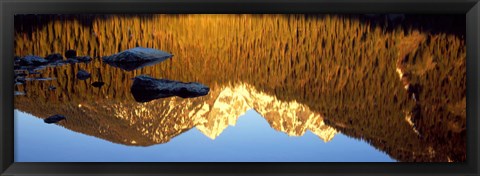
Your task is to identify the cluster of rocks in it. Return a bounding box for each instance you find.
[14,69,57,89]
[15,49,92,67]
[101,47,210,102]
[14,49,92,86]
[102,47,210,102]
[17,47,211,123]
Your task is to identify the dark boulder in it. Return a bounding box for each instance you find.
[51,60,66,65]
[77,69,91,80]
[65,50,77,58]
[45,53,64,62]
[102,47,173,71]
[91,81,105,88]
[65,58,79,64]
[44,114,66,124]
[130,75,209,103]
[19,55,48,66]
[76,56,92,62]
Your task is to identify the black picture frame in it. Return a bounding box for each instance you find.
[1,0,479,175]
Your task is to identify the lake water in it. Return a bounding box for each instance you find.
[15,109,395,162]
[13,14,466,162]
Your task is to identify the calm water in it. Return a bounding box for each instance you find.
[14,14,466,162]
[15,110,394,162]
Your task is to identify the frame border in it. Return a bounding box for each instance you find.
[1,0,479,175]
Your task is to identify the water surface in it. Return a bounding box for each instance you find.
[15,110,395,162]
[14,14,466,162]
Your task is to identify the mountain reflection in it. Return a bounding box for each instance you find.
[14,14,466,162]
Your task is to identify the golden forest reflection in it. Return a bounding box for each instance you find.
[14,14,466,162]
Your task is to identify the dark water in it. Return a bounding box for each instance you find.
[14,14,466,162]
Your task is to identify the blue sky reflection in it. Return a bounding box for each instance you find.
[14,109,395,162]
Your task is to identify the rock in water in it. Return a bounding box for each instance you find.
[76,56,92,62]
[65,50,77,58]
[130,75,210,102]
[19,55,49,66]
[91,81,105,88]
[44,114,66,124]
[77,69,91,80]
[103,47,173,63]
[65,58,79,64]
[45,53,64,62]
[102,47,173,71]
